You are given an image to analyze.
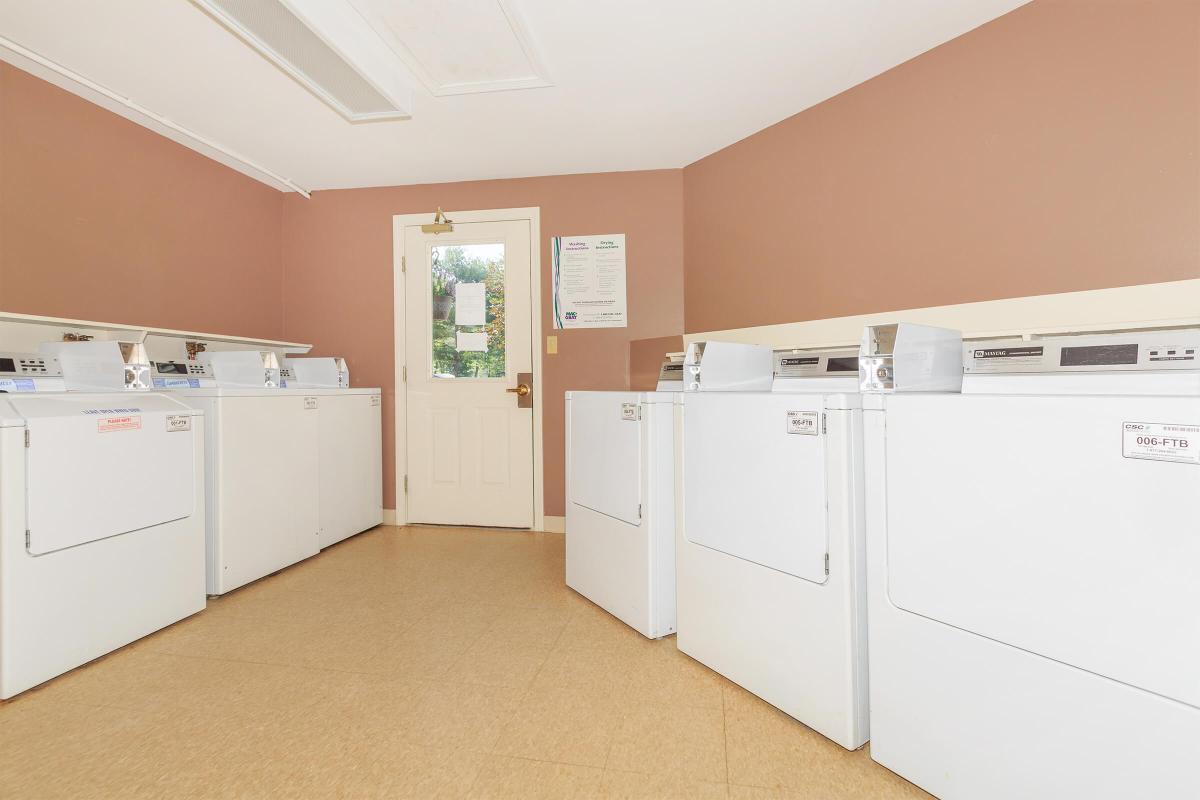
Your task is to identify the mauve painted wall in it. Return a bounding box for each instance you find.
[683,0,1200,334]
[629,335,683,391]
[280,171,684,514]
[0,64,285,338]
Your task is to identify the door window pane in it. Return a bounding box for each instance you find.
[430,243,506,378]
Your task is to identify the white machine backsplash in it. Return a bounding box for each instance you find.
[39,340,151,392]
[284,357,350,388]
[199,350,281,388]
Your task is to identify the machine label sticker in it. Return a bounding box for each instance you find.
[972,346,1044,360]
[786,410,819,435]
[304,397,319,410]
[620,402,639,421]
[165,414,192,433]
[370,396,381,407]
[97,415,142,433]
[1122,422,1199,465]
[0,378,35,392]
[154,377,196,388]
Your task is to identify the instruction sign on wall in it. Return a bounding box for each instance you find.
[552,234,627,329]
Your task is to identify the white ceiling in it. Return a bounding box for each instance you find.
[0,1,1029,192]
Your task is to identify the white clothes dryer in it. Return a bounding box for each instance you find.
[564,356,683,639]
[675,347,870,749]
[863,328,1200,799]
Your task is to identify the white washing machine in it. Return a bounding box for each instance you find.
[1,345,205,699]
[285,357,383,548]
[150,350,319,595]
[675,344,872,748]
[862,328,1200,799]
[564,356,684,639]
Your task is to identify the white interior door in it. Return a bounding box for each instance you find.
[404,219,534,528]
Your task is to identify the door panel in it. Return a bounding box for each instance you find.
[405,220,534,528]
[681,392,829,584]
[218,396,319,589]
[568,392,642,526]
[317,392,382,548]
[884,393,1200,707]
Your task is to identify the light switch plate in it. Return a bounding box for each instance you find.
[546,336,558,354]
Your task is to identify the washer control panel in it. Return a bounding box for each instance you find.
[0,353,62,376]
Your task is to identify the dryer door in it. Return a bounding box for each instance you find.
[568,392,642,526]
[884,393,1200,708]
[15,394,195,555]
[681,393,828,584]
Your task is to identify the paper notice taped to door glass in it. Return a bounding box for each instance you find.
[454,282,486,326]
[1122,422,1199,465]
[456,331,488,352]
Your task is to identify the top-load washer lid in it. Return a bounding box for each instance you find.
[568,391,643,525]
[681,391,829,584]
[8,393,199,555]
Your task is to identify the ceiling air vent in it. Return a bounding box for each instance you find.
[193,0,413,121]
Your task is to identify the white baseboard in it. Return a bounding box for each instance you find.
[381,508,561,532]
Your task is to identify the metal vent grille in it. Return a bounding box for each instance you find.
[198,0,403,120]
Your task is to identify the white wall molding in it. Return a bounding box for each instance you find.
[685,280,1200,349]
[0,35,310,196]
[541,515,565,534]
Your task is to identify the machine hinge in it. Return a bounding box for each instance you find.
[638,503,643,520]
[402,365,407,382]
[25,530,31,548]
[821,412,827,435]
[401,255,407,273]
[825,552,830,575]
[24,429,30,447]
[403,475,409,494]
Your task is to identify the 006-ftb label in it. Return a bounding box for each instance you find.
[1122,422,1199,465]
[786,410,819,435]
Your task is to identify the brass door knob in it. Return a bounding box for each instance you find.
[506,383,531,397]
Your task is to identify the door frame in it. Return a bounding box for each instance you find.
[391,207,544,532]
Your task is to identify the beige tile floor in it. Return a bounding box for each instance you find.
[0,526,932,799]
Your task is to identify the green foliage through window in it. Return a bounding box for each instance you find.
[431,244,506,378]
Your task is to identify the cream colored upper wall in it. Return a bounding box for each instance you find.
[684,279,1200,349]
